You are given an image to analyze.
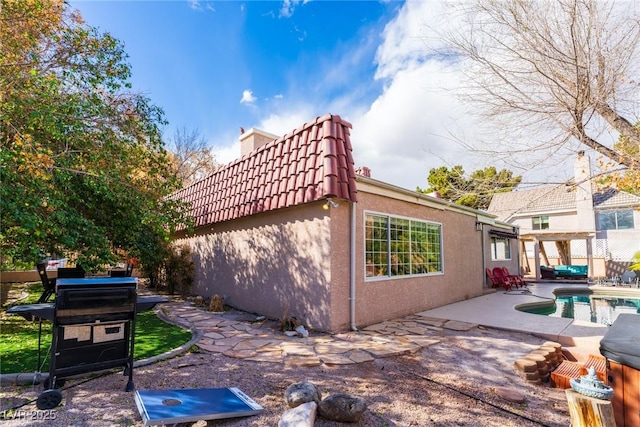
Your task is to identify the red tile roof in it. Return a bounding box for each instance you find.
[173,114,358,228]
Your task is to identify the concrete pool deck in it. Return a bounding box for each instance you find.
[417,282,639,360]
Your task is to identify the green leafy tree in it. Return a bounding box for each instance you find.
[1,0,189,270]
[418,165,521,210]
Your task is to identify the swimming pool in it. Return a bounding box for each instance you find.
[517,287,640,326]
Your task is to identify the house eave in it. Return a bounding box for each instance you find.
[355,175,500,222]
[518,230,596,241]
[506,207,576,221]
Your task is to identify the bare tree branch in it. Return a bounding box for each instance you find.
[435,0,640,170]
[167,127,219,185]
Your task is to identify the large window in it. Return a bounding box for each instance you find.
[532,216,549,230]
[598,209,635,230]
[365,213,442,278]
[491,237,511,260]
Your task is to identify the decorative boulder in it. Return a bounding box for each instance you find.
[318,393,367,423]
[284,381,322,408]
[278,401,317,427]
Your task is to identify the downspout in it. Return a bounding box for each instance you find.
[514,228,521,279]
[350,200,358,331]
[479,222,486,286]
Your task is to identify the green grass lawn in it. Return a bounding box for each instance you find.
[0,282,192,375]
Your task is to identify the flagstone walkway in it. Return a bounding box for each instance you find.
[158,301,477,367]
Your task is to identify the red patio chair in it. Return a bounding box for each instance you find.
[502,267,526,288]
[492,267,516,291]
[486,268,510,291]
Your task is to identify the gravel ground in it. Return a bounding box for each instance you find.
[0,321,571,427]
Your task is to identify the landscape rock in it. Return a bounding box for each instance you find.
[278,401,317,427]
[295,325,309,338]
[317,393,367,423]
[494,387,526,404]
[284,381,322,408]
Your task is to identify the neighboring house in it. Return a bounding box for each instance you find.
[488,152,640,279]
[172,114,519,333]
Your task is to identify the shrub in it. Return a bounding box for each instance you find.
[146,244,194,297]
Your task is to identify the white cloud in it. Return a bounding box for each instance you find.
[279,0,301,18]
[224,0,572,190]
[347,0,482,190]
[213,140,241,165]
[258,108,316,138]
[349,0,573,189]
[189,0,215,12]
[350,62,477,190]
[240,90,257,104]
[228,0,476,191]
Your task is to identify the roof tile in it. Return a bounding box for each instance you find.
[173,114,357,228]
[488,184,640,221]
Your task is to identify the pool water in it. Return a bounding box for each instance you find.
[522,294,640,326]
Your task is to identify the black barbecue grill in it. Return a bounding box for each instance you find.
[7,277,166,410]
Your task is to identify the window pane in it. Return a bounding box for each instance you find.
[390,218,410,276]
[598,211,616,230]
[365,214,388,277]
[616,210,634,229]
[365,214,442,278]
[426,223,442,272]
[491,237,511,260]
[532,216,549,230]
[410,221,428,274]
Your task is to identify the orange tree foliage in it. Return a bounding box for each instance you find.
[611,123,640,195]
[0,0,189,270]
[597,123,640,196]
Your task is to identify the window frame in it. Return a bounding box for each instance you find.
[598,209,635,231]
[532,215,550,230]
[364,211,443,281]
[490,236,512,261]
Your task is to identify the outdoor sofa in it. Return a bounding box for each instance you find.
[539,265,588,280]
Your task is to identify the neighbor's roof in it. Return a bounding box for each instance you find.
[488,185,577,220]
[488,185,640,221]
[592,188,640,208]
[172,114,358,228]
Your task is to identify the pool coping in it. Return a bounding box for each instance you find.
[515,285,640,315]
[417,283,640,356]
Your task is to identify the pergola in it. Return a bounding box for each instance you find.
[518,230,596,280]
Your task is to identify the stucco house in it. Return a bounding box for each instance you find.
[488,152,640,280]
[172,114,519,333]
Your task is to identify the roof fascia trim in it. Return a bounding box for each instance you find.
[507,207,577,218]
[356,176,498,220]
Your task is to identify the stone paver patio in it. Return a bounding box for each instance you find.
[160,301,453,366]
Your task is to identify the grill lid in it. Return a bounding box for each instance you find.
[55,278,138,314]
[56,277,137,288]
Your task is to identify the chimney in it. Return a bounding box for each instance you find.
[355,166,371,177]
[239,128,280,157]
[574,151,595,231]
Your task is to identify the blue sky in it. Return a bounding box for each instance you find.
[70,0,578,190]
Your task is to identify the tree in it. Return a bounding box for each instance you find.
[167,127,219,185]
[608,122,640,194]
[418,166,521,210]
[436,0,640,176]
[0,0,188,270]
